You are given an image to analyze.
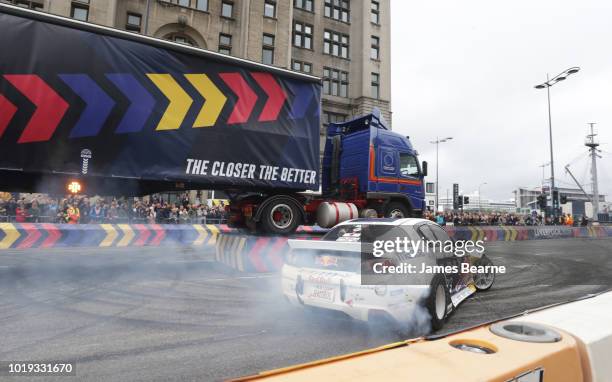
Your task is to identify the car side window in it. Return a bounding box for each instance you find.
[417,224,436,242]
[429,224,450,242]
[417,224,447,259]
[399,153,420,178]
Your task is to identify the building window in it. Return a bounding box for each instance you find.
[426,182,435,194]
[264,0,276,18]
[178,0,190,6]
[323,112,347,125]
[71,1,89,21]
[371,72,380,99]
[371,35,380,60]
[196,0,208,11]
[219,33,232,55]
[292,60,312,74]
[165,33,197,46]
[371,1,380,24]
[293,21,313,50]
[323,67,348,97]
[11,0,43,10]
[324,0,349,23]
[221,1,233,18]
[294,0,313,12]
[323,30,349,59]
[262,34,275,65]
[126,13,142,32]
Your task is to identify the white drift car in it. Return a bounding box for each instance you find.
[282,218,496,331]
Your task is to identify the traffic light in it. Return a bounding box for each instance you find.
[560,195,568,204]
[537,194,547,210]
[457,195,463,209]
[463,196,470,205]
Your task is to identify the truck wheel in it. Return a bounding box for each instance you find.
[261,198,302,235]
[426,275,449,331]
[384,202,409,218]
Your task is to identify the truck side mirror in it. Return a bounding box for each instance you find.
[422,161,428,177]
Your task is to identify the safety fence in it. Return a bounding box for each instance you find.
[0,215,228,225]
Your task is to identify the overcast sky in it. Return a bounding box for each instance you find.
[391,0,612,202]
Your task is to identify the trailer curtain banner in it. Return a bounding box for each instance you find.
[0,9,322,192]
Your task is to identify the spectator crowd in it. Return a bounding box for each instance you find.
[423,211,588,227]
[0,193,228,224]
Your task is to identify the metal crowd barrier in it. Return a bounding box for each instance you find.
[0,215,227,225]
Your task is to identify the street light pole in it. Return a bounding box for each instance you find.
[478,182,487,212]
[534,67,580,221]
[545,74,556,219]
[430,137,453,212]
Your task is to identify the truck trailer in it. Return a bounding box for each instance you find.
[0,3,427,234]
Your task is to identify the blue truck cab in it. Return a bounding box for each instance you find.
[322,109,428,218]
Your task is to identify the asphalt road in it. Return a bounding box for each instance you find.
[0,238,611,381]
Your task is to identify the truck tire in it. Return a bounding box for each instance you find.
[261,197,302,235]
[426,275,450,331]
[384,202,410,218]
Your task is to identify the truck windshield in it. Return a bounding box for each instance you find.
[399,153,420,177]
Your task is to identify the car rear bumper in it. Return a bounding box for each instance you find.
[282,264,430,324]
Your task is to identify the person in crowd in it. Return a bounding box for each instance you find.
[66,203,80,224]
[15,201,28,223]
[28,200,40,223]
[147,206,156,224]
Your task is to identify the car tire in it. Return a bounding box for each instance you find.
[426,275,449,331]
[473,255,495,291]
[384,202,410,218]
[261,198,302,235]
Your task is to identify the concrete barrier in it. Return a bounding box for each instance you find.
[0,222,231,249]
[1,223,609,253]
[235,291,612,381]
[215,225,612,273]
[446,225,612,241]
[0,222,327,250]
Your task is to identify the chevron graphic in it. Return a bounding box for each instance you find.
[0,223,20,249]
[117,224,135,247]
[59,74,115,138]
[133,224,152,246]
[106,73,156,134]
[41,223,61,248]
[185,74,226,128]
[17,223,42,249]
[206,224,220,245]
[147,74,193,131]
[0,94,17,139]
[150,224,166,246]
[192,224,209,246]
[251,72,286,122]
[4,74,69,143]
[219,72,257,124]
[100,224,118,247]
[286,81,315,120]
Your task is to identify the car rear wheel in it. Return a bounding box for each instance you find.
[473,255,495,291]
[426,275,449,331]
